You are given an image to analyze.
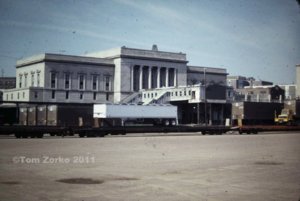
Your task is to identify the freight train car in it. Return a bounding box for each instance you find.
[232,101,283,125]
[17,104,94,127]
[93,104,178,126]
[0,104,18,125]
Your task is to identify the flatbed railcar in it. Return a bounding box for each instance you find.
[236,125,300,134]
[74,125,232,138]
[0,125,70,138]
[0,125,232,138]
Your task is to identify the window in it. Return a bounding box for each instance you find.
[24,74,28,88]
[104,76,110,91]
[65,73,71,89]
[17,93,19,100]
[66,91,69,99]
[78,74,85,90]
[51,90,55,99]
[106,93,109,101]
[34,91,38,99]
[11,93,13,100]
[80,92,83,99]
[192,91,196,99]
[19,75,22,88]
[23,92,25,98]
[50,72,56,88]
[37,73,40,87]
[93,92,97,100]
[92,75,98,90]
[31,73,35,86]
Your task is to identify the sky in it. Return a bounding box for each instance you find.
[0,0,299,84]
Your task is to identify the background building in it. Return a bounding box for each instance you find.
[0,77,16,101]
[296,64,300,98]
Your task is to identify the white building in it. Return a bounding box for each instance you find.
[3,45,227,103]
[3,45,230,124]
[3,54,114,103]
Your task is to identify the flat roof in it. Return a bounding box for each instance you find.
[16,53,114,68]
[87,46,188,63]
[187,66,227,75]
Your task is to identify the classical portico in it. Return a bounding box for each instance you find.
[132,65,177,91]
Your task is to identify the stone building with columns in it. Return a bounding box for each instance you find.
[2,45,230,124]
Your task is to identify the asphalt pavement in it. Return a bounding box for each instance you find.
[0,132,299,201]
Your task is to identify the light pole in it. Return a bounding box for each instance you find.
[204,68,207,126]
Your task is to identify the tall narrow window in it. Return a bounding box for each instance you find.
[31,73,35,87]
[66,91,69,99]
[92,75,97,90]
[80,92,83,100]
[19,75,22,88]
[78,74,85,90]
[51,90,55,99]
[104,76,110,91]
[50,72,56,88]
[24,74,28,88]
[37,73,40,87]
[93,92,97,100]
[65,73,70,89]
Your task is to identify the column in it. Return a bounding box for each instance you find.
[139,66,143,90]
[148,67,152,89]
[157,67,161,88]
[130,66,134,91]
[174,69,177,87]
[166,68,169,87]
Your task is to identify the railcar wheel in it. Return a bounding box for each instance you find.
[21,133,28,138]
[15,133,21,138]
[36,133,44,138]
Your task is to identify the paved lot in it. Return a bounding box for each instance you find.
[0,133,299,201]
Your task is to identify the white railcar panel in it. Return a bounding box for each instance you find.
[93,104,177,119]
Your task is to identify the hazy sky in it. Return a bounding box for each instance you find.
[0,0,299,84]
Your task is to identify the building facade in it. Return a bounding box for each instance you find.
[3,54,114,103]
[3,45,229,125]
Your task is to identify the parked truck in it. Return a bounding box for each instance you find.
[274,109,294,125]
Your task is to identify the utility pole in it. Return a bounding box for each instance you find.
[204,68,207,126]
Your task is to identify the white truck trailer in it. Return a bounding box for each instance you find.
[93,104,178,126]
